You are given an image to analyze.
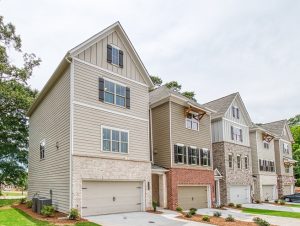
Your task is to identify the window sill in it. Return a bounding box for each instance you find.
[101,150,129,155]
[102,100,127,109]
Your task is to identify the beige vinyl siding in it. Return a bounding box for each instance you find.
[211,120,223,143]
[73,104,150,161]
[250,131,259,174]
[28,68,70,213]
[274,140,282,175]
[76,30,146,84]
[73,60,149,120]
[151,102,171,168]
[171,102,212,169]
[222,119,250,147]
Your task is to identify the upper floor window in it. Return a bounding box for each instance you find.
[228,153,233,168]
[263,141,269,149]
[102,127,128,153]
[188,147,198,165]
[40,139,45,160]
[245,155,249,169]
[107,44,123,68]
[285,166,290,173]
[200,148,211,166]
[231,126,243,142]
[174,145,210,166]
[232,106,240,119]
[186,113,199,131]
[283,143,289,154]
[237,155,241,169]
[99,78,130,109]
[259,159,275,172]
[174,144,185,164]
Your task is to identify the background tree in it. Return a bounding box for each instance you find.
[288,115,300,184]
[0,15,40,194]
[181,91,196,102]
[165,81,182,92]
[149,75,162,88]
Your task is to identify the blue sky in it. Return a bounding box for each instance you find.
[1,0,299,122]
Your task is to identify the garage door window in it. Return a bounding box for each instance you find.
[102,126,129,153]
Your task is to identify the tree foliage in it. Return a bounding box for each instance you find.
[149,75,162,88]
[165,81,182,92]
[289,115,300,179]
[0,15,40,191]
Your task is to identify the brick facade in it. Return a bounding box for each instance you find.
[166,168,214,210]
[213,142,253,204]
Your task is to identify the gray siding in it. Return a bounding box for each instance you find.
[222,119,250,147]
[211,119,223,143]
[28,68,70,213]
[151,102,171,168]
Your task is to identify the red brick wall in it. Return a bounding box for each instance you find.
[166,168,215,210]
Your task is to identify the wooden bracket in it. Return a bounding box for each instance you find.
[262,133,274,143]
[184,106,206,122]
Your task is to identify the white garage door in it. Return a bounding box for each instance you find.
[283,185,293,196]
[262,185,275,201]
[229,185,250,204]
[178,186,208,210]
[82,181,142,216]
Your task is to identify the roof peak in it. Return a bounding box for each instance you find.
[203,92,239,106]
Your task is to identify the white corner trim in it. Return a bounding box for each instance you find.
[169,101,173,167]
[73,57,148,88]
[73,101,149,122]
[222,117,249,128]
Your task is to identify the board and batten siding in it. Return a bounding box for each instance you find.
[222,119,250,147]
[224,98,247,125]
[76,30,146,84]
[211,120,223,143]
[151,102,171,168]
[73,60,149,120]
[277,139,293,177]
[170,102,212,169]
[28,68,70,213]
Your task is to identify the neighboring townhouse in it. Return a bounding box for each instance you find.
[150,86,215,210]
[27,22,154,216]
[203,93,253,205]
[260,120,296,198]
[250,124,278,202]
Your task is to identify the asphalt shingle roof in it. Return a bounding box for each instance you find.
[260,120,287,137]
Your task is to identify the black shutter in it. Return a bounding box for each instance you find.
[232,106,235,117]
[119,50,124,68]
[107,44,112,63]
[200,149,204,166]
[237,108,240,119]
[99,77,105,102]
[208,150,211,166]
[126,87,130,109]
[188,147,192,165]
[231,126,234,140]
[174,145,178,163]
[196,148,200,165]
[259,159,262,171]
[240,129,243,142]
[183,146,187,164]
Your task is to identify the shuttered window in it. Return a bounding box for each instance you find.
[200,149,211,166]
[188,147,198,165]
[232,106,240,119]
[107,44,124,68]
[231,126,243,142]
[174,145,185,164]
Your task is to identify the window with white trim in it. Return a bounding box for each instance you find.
[112,46,120,65]
[174,145,185,164]
[237,155,241,169]
[102,127,128,153]
[231,126,243,142]
[40,139,45,160]
[186,113,199,131]
[245,155,249,169]
[189,147,198,165]
[232,106,240,119]
[228,153,233,168]
[263,141,269,149]
[200,149,210,166]
[104,80,126,107]
[283,143,289,154]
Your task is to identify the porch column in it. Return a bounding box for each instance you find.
[159,173,167,208]
[216,179,221,206]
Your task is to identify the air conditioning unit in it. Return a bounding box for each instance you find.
[32,197,39,212]
[37,197,52,214]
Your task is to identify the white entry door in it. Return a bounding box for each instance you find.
[229,185,250,204]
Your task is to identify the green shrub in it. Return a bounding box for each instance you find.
[255,200,261,204]
[274,199,278,204]
[152,201,158,212]
[185,212,192,218]
[296,178,300,187]
[253,217,270,226]
[264,199,269,203]
[190,207,197,212]
[69,208,79,220]
[41,205,55,217]
[279,199,286,205]
[176,206,183,212]
[228,203,235,207]
[20,198,26,204]
[225,214,235,222]
[213,211,222,217]
[26,200,33,208]
[236,204,242,208]
[202,215,210,222]
[189,208,196,215]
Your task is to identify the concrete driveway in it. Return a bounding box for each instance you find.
[243,203,300,212]
[86,211,211,226]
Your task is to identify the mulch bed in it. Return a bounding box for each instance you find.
[14,204,88,225]
[146,210,163,214]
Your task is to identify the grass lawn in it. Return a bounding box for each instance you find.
[0,199,20,207]
[287,203,300,208]
[1,191,27,197]
[243,208,300,218]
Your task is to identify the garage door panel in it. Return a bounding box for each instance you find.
[178,186,208,210]
[262,185,274,201]
[82,181,142,216]
[283,185,292,196]
[229,186,250,204]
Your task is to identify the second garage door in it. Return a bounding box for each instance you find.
[229,185,250,204]
[82,181,142,216]
[283,185,293,196]
[262,185,275,201]
[178,186,208,210]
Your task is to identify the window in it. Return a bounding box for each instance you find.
[231,126,243,142]
[200,149,211,166]
[232,106,240,119]
[102,127,128,153]
[285,166,290,173]
[40,139,45,160]
[270,161,275,172]
[174,145,185,164]
[263,141,269,149]
[259,159,263,171]
[186,113,199,131]
[237,155,241,169]
[188,147,198,165]
[245,156,249,169]
[283,143,289,154]
[107,44,123,67]
[112,46,119,65]
[103,80,126,107]
[228,153,233,168]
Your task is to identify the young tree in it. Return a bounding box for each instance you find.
[149,75,162,88]
[182,91,197,102]
[0,15,40,193]
[165,81,182,92]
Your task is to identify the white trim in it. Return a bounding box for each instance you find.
[169,102,173,167]
[150,108,154,163]
[100,125,129,154]
[103,76,126,87]
[222,117,248,128]
[176,143,184,147]
[73,57,148,87]
[189,145,197,149]
[73,101,148,122]
[69,60,74,209]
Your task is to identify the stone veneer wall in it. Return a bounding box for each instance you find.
[277,175,295,198]
[72,156,152,212]
[166,168,214,210]
[212,142,253,204]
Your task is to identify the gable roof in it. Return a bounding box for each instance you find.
[149,85,213,113]
[260,120,294,142]
[27,22,153,116]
